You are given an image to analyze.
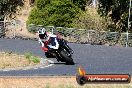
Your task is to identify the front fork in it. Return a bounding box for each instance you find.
[47,49,62,62]
[54,50,65,62]
[61,39,74,54]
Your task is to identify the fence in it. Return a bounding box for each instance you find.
[0,21,5,38]
[27,24,132,47]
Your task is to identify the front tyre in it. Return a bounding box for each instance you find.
[60,50,74,65]
[45,52,55,58]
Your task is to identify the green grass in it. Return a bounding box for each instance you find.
[45,83,50,88]
[25,52,40,63]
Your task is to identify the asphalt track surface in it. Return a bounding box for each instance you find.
[0,39,132,76]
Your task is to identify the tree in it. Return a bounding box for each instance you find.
[71,0,89,10]
[27,0,80,27]
[35,0,50,9]
[0,0,24,20]
[98,0,132,32]
[72,7,107,31]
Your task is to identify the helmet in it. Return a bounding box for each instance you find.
[38,28,48,39]
[38,27,46,34]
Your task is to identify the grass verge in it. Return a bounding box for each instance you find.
[0,76,131,88]
[25,52,40,63]
[0,51,40,69]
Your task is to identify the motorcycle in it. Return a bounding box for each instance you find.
[45,38,75,65]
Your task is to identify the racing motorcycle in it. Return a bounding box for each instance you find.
[45,38,75,65]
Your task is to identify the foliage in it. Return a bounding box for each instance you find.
[72,7,107,31]
[25,52,40,63]
[27,24,38,33]
[35,0,50,9]
[71,0,89,10]
[27,0,80,28]
[98,0,132,32]
[0,0,24,19]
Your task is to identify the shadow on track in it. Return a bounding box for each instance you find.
[49,62,77,65]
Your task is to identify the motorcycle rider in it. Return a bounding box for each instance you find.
[38,27,73,58]
[38,27,59,52]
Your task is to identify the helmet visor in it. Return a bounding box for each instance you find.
[39,32,48,39]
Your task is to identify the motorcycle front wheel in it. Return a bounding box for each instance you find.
[60,49,74,65]
[45,52,55,58]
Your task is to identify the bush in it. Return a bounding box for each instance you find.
[71,0,89,10]
[27,24,37,33]
[35,0,50,9]
[27,0,80,29]
[72,7,107,31]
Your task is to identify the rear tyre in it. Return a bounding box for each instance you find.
[60,50,74,65]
